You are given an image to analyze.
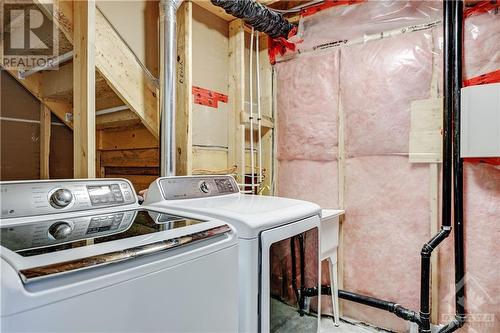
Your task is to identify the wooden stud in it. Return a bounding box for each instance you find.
[430,34,440,324]
[228,19,245,180]
[430,163,440,323]
[337,61,346,313]
[176,1,193,176]
[73,0,96,178]
[40,104,51,179]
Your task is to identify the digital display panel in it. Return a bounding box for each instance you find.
[87,184,124,205]
[214,178,235,194]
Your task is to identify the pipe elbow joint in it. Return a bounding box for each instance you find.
[160,0,183,10]
[456,314,467,326]
[421,244,433,257]
[393,304,420,324]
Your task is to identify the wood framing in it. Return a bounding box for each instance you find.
[176,1,193,176]
[94,9,160,138]
[40,104,51,179]
[228,19,245,181]
[100,149,159,168]
[5,69,73,128]
[73,0,96,178]
[96,110,141,130]
[37,0,160,139]
[98,127,158,151]
[192,0,234,21]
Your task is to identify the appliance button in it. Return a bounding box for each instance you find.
[48,222,73,240]
[199,181,210,194]
[50,189,73,209]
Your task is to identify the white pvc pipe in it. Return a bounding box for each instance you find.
[256,34,263,186]
[249,28,255,194]
[240,124,245,191]
[18,51,74,79]
[95,105,129,116]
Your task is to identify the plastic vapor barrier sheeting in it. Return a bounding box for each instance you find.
[275,1,499,332]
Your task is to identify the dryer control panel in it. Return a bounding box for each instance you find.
[159,176,239,200]
[0,179,137,219]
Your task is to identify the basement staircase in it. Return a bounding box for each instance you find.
[5,0,160,191]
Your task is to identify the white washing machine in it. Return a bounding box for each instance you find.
[0,178,239,333]
[144,175,322,333]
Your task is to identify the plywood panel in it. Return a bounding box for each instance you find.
[0,121,40,180]
[1,72,40,120]
[50,124,74,179]
[191,3,229,149]
[98,127,158,150]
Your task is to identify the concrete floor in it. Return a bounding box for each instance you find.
[270,298,390,333]
[321,317,391,333]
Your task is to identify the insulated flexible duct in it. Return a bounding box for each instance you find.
[210,0,295,38]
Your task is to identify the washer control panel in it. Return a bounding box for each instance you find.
[159,176,239,200]
[0,211,136,252]
[0,179,137,219]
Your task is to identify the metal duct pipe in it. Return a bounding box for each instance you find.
[210,0,295,39]
[159,0,183,177]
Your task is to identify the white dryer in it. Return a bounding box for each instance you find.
[144,175,322,333]
[1,178,239,333]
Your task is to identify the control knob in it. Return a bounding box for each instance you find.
[48,222,73,240]
[199,181,210,194]
[50,188,73,209]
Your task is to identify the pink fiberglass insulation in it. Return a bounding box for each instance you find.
[277,160,339,209]
[343,156,431,332]
[464,9,500,80]
[275,2,499,331]
[440,163,500,333]
[340,30,435,157]
[463,163,500,332]
[274,51,339,162]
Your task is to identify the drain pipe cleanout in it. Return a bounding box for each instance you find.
[159,0,183,177]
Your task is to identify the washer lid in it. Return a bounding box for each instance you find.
[0,208,234,284]
[0,209,208,256]
[155,194,321,239]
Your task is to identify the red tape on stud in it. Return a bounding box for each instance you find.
[192,86,228,109]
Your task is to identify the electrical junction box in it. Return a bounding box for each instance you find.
[461,82,500,158]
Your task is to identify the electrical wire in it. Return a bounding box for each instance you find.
[262,0,323,14]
